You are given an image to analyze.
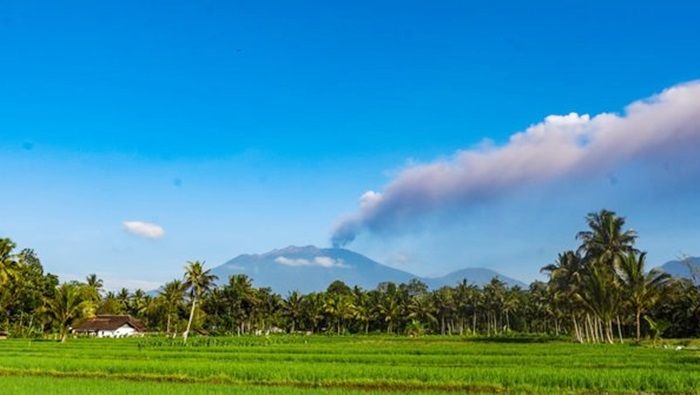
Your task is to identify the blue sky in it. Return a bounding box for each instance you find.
[1,1,699,289]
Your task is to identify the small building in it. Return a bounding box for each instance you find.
[72,315,145,338]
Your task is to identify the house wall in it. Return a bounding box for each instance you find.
[98,325,138,338]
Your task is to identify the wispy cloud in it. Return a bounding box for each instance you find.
[122,221,165,239]
[332,81,700,246]
[274,256,348,268]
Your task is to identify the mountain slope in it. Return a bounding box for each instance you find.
[425,268,527,289]
[657,257,700,284]
[211,245,525,294]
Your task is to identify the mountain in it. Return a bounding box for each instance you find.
[211,245,525,294]
[424,268,526,289]
[657,257,700,284]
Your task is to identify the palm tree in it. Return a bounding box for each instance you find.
[116,288,130,312]
[575,265,620,343]
[302,293,325,333]
[575,210,638,343]
[324,293,352,335]
[129,289,149,317]
[433,287,456,335]
[577,210,638,268]
[42,283,93,342]
[85,274,103,302]
[350,287,371,334]
[483,279,506,335]
[159,280,185,335]
[407,294,437,331]
[283,291,304,333]
[616,252,670,341]
[0,238,18,287]
[542,251,585,341]
[377,295,401,334]
[226,275,258,335]
[182,260,217,342]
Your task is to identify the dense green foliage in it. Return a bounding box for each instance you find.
[0,337,698,394]
[1,210,699,341]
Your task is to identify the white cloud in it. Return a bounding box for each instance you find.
[274,256,348,268]
[122,221,165,239]
[332,81,700,246]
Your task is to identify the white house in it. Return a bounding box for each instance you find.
[72,315,145,338]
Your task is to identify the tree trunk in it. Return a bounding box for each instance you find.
[616,315,624,344]
[183,296,197,343]
[635,310,641,342]
[572,315,582,343]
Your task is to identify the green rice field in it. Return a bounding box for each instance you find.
[0,336,698,394]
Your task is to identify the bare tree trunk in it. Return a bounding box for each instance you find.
[183,296,197,343]
[587,314,597,343]
[616,315,624,344]
[572,315,581,343]
[635,310,641,342]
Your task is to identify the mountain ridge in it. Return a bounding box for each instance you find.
[657,257,700,285]
[211,245,526,294]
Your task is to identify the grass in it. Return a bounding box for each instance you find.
[0,336,698,394]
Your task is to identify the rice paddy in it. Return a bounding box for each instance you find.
[0,336,698,394]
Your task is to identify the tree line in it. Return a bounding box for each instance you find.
[1,210,698,342]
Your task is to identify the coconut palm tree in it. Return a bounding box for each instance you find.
[182,260,217,342]
[575,265,621,343]
[158,280,185,335]
[283,291,304,333]
[577,210,638,268]
[85,274,103,302]
[0,238,18,288]
[407,293,437,331]
[433,287,456,335]
[574,210,638,343]
[225,275,258,334]
[377,295,401,334]
[542,251,585,341]
[324,293,353,335]
[42,283,93,342]
[350,287,371,334]
[128,289,150,318]
[616,252,670,341]
[116,288,130,312]
[302,292,325,333]
[483,279,506,335]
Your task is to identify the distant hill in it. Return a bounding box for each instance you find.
[211,245,525,294]
[424,268,526,289]
[657,257,700,284]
